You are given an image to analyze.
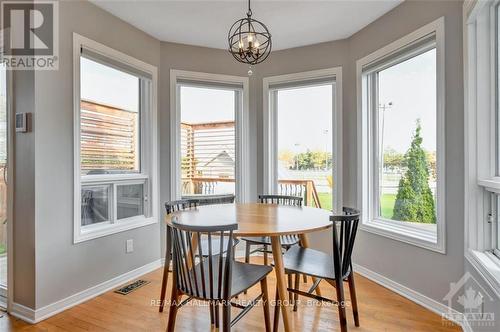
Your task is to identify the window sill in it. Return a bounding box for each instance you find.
[81,173,148,184]
[360,218,444,253]
[466,249,500,298]
[478,177,500,193]
[74,216,157,243]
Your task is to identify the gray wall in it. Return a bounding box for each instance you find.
[13,69,36,308]
[13,0,488,321]
[31,0,162,308]
[465,261,500,332]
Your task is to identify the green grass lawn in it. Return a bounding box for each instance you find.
[317,192,396,217]
[318,192,333,211]
[380,194,396,219]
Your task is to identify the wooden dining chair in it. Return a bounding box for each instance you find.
[167,219,273,332]
[240,194,303,296]
[197,194,236,206]
[159,199,239,313]
[273,207,361,332]
[242,195,303,265]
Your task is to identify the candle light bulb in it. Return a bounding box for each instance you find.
[254,39,260,48]
[247,33,253,43]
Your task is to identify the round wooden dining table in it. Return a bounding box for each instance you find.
[162,203,333,332]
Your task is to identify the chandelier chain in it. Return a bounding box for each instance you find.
[247,0,252,17]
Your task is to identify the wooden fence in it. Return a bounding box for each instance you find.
[181,121,235,184]
[80,100,138,173]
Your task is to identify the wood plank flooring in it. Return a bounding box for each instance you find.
[0,259,462,331]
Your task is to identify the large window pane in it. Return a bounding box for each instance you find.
[80,57,140,175]
[276,84,333,210]
[180,86,236,198]
[377,48,437,224]
[81,185,111,226]
[117,183,145,220]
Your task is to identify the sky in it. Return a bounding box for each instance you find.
[80,57,139,112]
[180,86,235,123]
[277,85,332,153]
[378,48,437,153]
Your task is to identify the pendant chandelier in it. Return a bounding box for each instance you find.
[228,0,272,74]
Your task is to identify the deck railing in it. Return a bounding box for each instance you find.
[181,177,322,208]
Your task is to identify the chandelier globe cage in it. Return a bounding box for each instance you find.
[228,0,272,67]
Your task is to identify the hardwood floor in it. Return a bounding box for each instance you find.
[0,260,462,331]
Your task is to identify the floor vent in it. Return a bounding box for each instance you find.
[115,280,150,295]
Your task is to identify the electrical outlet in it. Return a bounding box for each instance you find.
[126,239,134,253]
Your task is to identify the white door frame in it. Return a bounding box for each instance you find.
[262,67,343,212]
[4,68,14,311]
[169,69,250,202]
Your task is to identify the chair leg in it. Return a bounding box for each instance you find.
[166,288,181,332]
[335,277,348,332]
[260,278,271,332]
[263,244,269,265]
[222,300,231,332]
[293,273,300,312]
[245,241,251,264]
[214,302,220,328]
[244,242,250,295]
[209,301,215,326]
[159,256,169,313]
[273,286,280,332]
[159,228,172,313]
[348,273,360,327]
[287,274,293,307]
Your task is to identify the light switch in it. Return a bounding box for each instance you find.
[126,239,134,253]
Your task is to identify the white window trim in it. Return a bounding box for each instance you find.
[357,17,446,253]
[73,33,159,243]
[262,67,343,212]
[169,69,250,202]
[464,0,500,297]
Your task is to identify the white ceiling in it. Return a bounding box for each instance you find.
[90,0,403,51]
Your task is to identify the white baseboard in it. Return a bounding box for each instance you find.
[353,263,470,332]
[10,302,36,324]
[11,258,163,324]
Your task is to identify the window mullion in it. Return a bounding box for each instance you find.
[112,183,117,224]
[370,73,380,221]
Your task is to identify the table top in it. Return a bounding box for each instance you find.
[165,203,333,236]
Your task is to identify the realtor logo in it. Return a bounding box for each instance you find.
[0,0,58,69]
[442,272,495,328]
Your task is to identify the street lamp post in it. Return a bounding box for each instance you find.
[379,102,393,217]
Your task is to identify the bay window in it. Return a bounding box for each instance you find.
[73,33,158,242]
[358,18,445,252]
[464,0,500,296]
